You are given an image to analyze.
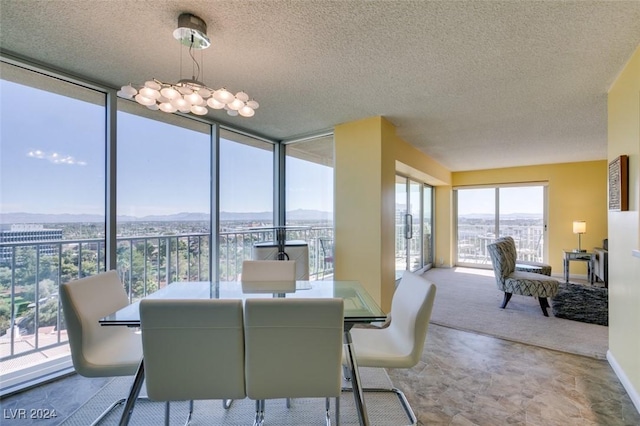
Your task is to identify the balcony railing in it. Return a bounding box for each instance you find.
[0,226,333,392]
[457,223,544,265]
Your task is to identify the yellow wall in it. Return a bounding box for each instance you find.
[607,44,640,409]
[453,162,608,276]
[334,117,396,311]
[334,117,452,311]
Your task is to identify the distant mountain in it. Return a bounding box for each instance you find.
[0,209,331,224]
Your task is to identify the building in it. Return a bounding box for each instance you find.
[0,224,63,262]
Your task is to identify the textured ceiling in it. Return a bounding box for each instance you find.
[1,1,639,171]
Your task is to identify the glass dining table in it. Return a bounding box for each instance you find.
[100,280,387,426]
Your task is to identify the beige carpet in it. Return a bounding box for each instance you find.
[423,267,608,359]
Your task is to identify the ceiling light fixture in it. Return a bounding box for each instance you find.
[117,13,259,118]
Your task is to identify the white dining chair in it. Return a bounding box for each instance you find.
[244,298,344,426]
[344,270,437,425]
[60,270,143,426]
[139,298,246,425]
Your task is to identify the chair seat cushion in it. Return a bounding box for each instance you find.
[515,261,552,276]
[82,329,142,377]
[346,327,415,368]
[504,271,559,298]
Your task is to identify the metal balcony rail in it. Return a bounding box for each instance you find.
[0,227,333,387]
[456,224,545,264]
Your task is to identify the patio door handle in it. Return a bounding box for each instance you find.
[405,214,413,239]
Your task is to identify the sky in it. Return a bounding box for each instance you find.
[0,79,333,217]
[457,186,544,216]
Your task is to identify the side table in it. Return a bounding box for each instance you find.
[563,250,593,283]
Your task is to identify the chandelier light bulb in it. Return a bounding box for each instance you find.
[198,88,211,98]
[118,85,137,99]
[207,98,225,109]
[159,102,178,113]
[185,92,204,106]
[134,93,156,106]
[246,99,259,110]
[144,80,162,91]
[171,97,190,110]
[227,109,239,116]
[238,106,255,117]
[229,98,245,111]
[146,104,159,110]
[213,88,234,104]
[235,91,249,102]
[191,105,208,115]
[160,87,181,100]
[139,87,160,100]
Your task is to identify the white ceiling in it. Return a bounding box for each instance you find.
[1,1,639,171]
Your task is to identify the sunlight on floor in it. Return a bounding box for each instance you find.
[452,266,494,277]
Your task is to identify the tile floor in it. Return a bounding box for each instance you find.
[2,324,639,425]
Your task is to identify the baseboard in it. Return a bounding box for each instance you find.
[607,349,640,415]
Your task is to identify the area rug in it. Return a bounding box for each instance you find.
[551,282,608,326]
[60,368,414,425]
[423,267,608,359]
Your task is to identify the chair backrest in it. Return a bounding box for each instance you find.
[60,270,141,377]
[387,271,437,367]
[319,238,334,262]
[139,299,246,401]
[487,238,517,288]
[244,298,344,400]
[241,260,296,281]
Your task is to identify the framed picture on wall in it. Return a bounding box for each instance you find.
[608,155,628,211]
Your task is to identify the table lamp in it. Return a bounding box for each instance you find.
[572,220,586,252]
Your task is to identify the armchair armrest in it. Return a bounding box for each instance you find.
[592,247,608,287]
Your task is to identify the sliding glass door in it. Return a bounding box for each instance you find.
[395,176,434,278]
[455,185,546,267]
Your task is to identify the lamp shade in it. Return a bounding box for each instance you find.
[572,221,586,234]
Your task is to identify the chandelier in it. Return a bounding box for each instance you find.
[117,13,259,118]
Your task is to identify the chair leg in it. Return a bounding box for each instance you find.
[88,397,126,426]
[335,396,340,426]
[253,400,265,426]
[325,397,331,426]
[341,387,416,425]
[500,292,513,309]
[183,400,194,426]
[222,399,233,409]
[164,401,170,426]
[538,297,550,317]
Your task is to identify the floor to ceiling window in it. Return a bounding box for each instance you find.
[285,134,334,280]
[218,129,275,280]
[0,56,332,394]
[455,184,547,267]
[0,61,106,392]
[395,175,434,279]
[116,103,212,300]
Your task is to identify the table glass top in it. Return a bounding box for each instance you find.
[100,280,387,326]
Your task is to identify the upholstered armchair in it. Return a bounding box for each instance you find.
[592,238,608,288]
[487,239,559,316]
[496,236,552,276]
